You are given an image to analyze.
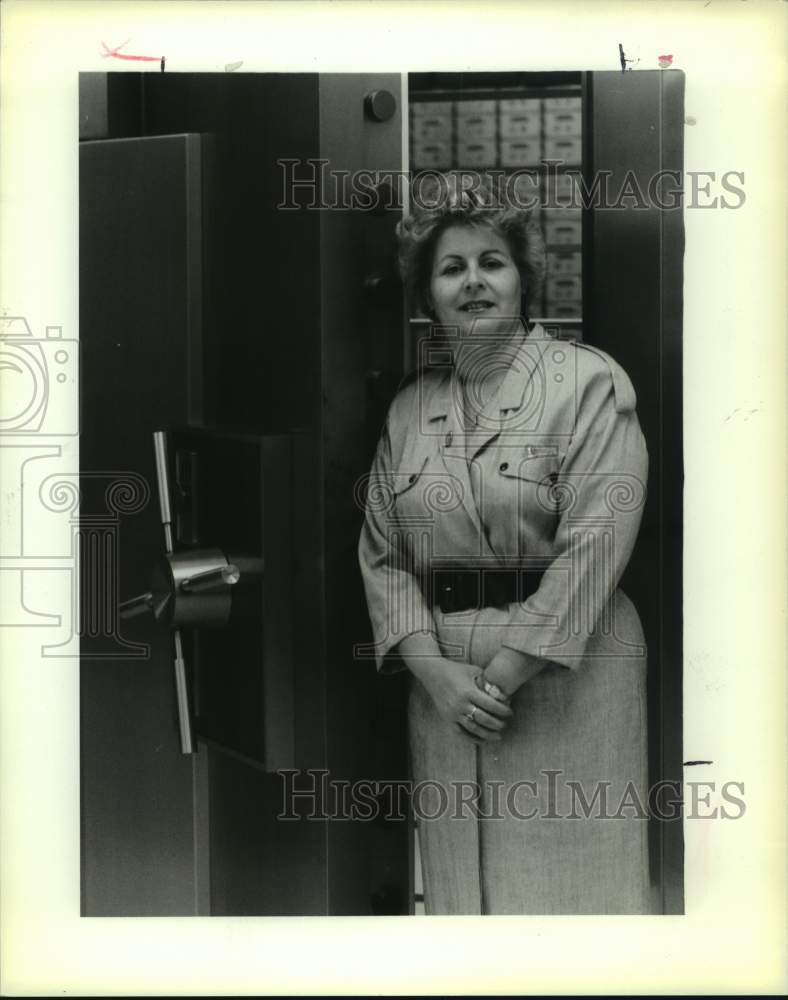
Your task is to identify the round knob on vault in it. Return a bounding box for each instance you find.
[364,90,397,123]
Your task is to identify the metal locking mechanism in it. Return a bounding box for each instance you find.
[119,431,263,754]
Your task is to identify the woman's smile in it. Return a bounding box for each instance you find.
[460,299,495,313]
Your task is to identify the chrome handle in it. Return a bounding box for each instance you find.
[180,563,240,594]
[153,430,174,554]
[118,591,154,620]
[172,629,194,754]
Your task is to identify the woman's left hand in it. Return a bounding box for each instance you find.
[482,646,546,699]
[474,671,511,705]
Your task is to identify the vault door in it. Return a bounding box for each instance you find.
[584,69,685,914]
[80,72,409,917]
[79,133,205,915]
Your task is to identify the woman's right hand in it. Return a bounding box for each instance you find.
[411,655,514,743]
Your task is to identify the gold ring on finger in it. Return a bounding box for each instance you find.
[467,705,478,722]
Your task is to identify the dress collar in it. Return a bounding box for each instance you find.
[423,320,543,423]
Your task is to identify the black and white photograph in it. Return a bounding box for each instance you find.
[1,1,785,995]
[76,67,684,919]
[74,70,684,916]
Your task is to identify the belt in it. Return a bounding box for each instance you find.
[430,566,546,615]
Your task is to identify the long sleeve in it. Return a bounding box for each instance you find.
[358,398,439,674]
[501,349,648,669]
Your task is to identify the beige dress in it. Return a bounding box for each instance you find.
[358,324,651,914]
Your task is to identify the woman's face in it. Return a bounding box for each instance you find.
[428,223,523,338]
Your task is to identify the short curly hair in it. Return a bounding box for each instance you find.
[396,171,546,320]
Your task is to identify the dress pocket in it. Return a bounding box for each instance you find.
[496,445,560,485]
[491,445,561,524]
[391,453,429,497]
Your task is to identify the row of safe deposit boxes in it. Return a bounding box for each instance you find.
[411,95,582,170]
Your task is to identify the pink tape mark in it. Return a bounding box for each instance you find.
[101,40,161,63]
[658,54,674,68]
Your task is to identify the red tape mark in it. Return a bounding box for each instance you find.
[101,40,160,62]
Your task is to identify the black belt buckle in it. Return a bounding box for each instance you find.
[434,569,480,615]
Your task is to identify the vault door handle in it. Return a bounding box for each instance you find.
[172,629,193,755]
[119,432,262,755]
[153,430,175,555]
[153,430,194,755]
[118,591,154,619]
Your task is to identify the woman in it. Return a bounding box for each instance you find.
[358,173,650,915]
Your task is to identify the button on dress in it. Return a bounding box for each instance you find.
[358,324,651,914]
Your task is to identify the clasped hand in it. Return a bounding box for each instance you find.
[419,658,513,744]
